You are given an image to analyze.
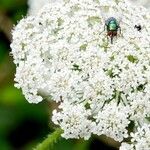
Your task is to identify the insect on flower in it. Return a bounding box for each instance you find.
[103,17,121,44]
[134,24,142,32]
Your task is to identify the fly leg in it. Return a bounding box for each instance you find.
[110,31,114,44]
[110,36,113,44]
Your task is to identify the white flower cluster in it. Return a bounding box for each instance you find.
[120,124,150,150]
[28,0,51,15]
[52,102,95,139]
[28,0,150,15]
[130,0,150,10]
[94,102,130,142]
[11,0,150,149]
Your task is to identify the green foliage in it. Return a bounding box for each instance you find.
[0,0,26,10]
[35,128,63,150]
[0,41,7,63]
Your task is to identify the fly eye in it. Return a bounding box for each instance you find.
[134,25,142,32]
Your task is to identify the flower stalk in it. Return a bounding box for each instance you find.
[34,128,63,150]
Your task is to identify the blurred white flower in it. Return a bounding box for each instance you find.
[130,0,150,10]
[28,0,150,15]
[28,0,50,15]
[11,0,150,148]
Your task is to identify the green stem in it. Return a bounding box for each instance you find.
[34,128,63,150]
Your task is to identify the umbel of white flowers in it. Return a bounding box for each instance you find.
[28,0,50,15]
[27,0,150,15]
[130,0,150,9]
[11,0,150,149]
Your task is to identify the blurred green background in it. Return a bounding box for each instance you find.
[0,0,119,149]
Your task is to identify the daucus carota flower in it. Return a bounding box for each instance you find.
[52,102,95,140]
[120,124,150,150]
[28,0,50,15]
[130,0,150,10]
[130,124,150,150]
[94,102,130,142]
[120,142,134,150]
[28,0,150,16]
[11,0,150,148]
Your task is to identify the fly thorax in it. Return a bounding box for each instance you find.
[109,23,117,31]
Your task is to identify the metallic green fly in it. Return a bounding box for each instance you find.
[103,17,121,44]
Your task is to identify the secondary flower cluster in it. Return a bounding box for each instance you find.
[120,124,150,150]
[130,0,150,10]
[28,0,150,15]
[11,0,150,149]
[28,0,50,15]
